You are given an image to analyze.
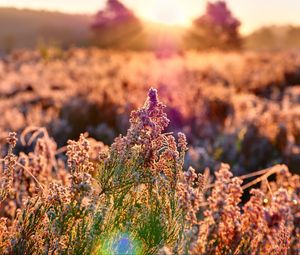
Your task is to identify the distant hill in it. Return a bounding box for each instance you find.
[1,8,300,53]
[0,7,188,53]
[0,8,92,52]
[245,25,300,51]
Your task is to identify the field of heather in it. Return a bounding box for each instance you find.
[0,48,299,254]
[1,49,300,174]
[1,0,300,253]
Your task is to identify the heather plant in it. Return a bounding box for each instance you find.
[0,89,201,254]
[0,89,299,255]
[93,88,192,253]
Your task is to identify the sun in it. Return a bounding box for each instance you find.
[137,0,192,26]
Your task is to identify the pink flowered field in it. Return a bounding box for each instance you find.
[0,1,299,254]
[0,49,299,175]
[0,87,299,254]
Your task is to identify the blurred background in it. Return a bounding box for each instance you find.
[0,0,300,176]
[1,0,300,52]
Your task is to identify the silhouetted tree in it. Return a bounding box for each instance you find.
[91,0,144,49]
[185,1,242,50]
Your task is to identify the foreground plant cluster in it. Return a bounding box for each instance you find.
[0,89,299,254]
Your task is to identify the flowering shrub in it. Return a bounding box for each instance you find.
[0,89,299,254]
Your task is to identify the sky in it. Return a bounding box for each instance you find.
[0,0,300,34]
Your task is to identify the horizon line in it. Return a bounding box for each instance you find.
[1,6,300,36]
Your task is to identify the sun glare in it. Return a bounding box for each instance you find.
[137,0,192,26]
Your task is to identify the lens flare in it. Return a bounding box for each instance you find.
[112,235,134,254]
[98,232,141,254]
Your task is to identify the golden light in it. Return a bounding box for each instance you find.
[136,0,192,26]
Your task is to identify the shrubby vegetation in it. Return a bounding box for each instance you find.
[0,89,299,254]
[0,2,299,254]
[1,49,300,175]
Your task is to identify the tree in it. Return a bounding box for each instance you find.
[185,1,242,50]
[90,0,143,49]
